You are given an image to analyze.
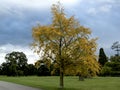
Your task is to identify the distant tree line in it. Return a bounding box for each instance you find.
[1,45,120,77]
[0,51,64,76]
[0,51,61,76]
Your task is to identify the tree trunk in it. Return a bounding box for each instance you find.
[59,59,64,89]
[60,70,64,88]
[79,75,84,81]
[59,37,64,89]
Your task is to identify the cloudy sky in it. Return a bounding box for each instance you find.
[0,0,120,64]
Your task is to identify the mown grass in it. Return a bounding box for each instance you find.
[0,76,120,90]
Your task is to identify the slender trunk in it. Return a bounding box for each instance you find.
[60,69,64,88]
[59,37,64,89]
[79,75,84,81]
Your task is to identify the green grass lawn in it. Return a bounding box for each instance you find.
[0,76,120,90]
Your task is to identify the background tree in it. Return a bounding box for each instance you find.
[64,39,100,80]
[32,2,99,88]
[37,64,50,76]
[35,59,51,70]
[98,48,108,66]
[111,41,120,56]
[35,59,51,76]
[27,64,37,75]
[110,55,120,62]
[4,51,28,76]
[0,62,10,75]
[5,51,28,67]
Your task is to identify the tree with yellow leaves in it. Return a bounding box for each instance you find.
[65,38,100,80]
[32,2,99,88]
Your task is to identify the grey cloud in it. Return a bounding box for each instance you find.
[0,5,51,45]
[70,0,120,55]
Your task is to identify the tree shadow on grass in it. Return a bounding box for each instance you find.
[57,88,78,90]
[51,87,81,90]
[41,86,79,90]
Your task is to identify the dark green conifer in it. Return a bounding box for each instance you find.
[98,48,108,66]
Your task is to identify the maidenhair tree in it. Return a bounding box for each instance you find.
[32,2,99,88]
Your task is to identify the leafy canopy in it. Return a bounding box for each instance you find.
[32,2,100,88]
[32,2,99,76]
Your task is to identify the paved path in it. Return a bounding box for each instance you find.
[0,81,40,90]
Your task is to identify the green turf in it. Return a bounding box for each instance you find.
[0,76,120,90]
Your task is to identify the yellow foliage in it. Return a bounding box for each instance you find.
[32,2,100,77]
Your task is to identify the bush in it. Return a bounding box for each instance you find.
[17,70,24,76]
[101,66,111,76]
[37,65,50,76]
[101,62,120,76]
